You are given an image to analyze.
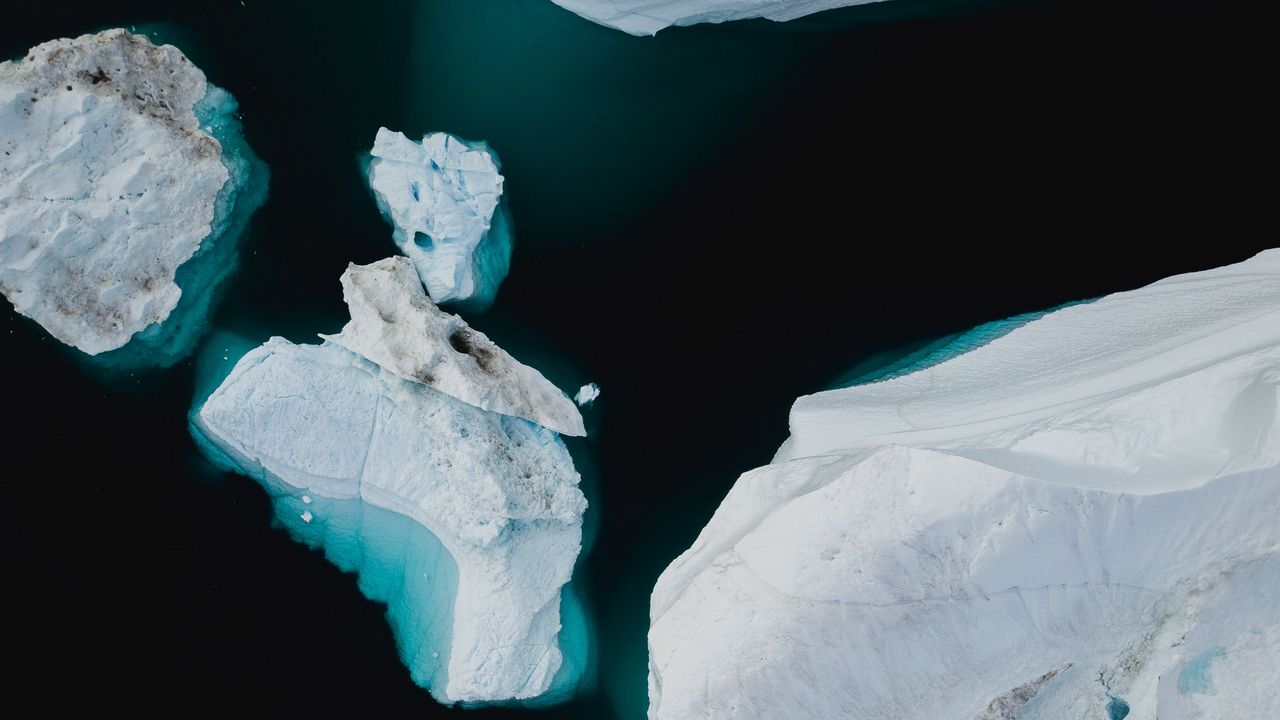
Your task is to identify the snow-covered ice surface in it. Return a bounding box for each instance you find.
[367,128,511,309]
[548,0,887,35]
[191,259,588,705]
[0,29,266,364]
[325,257,584,436]
[648,250,1280,719]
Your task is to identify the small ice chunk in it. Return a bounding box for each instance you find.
[300,510,313,523]
[574,383,600,407]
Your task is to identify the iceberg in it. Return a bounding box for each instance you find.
[548,0,887,36]
[192,259,587,705]
[366,128,511,309]
[575,382,600,407]
[648,250,1280,719]
[0,29,267,364]
[324,257,585,436]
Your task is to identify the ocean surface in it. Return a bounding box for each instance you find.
[1,1,1269,716]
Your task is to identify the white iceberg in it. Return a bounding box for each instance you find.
[367,128,511,309]
[548,0,887,35]
[0,29,267,364]
[648,250,1280,719]
[325,257,585,436]
[575,382,600,407]
[192,259,588,705]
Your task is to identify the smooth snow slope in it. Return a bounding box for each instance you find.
[0,30,266,361]
[549,0,888,35]
[649,250,1280,719]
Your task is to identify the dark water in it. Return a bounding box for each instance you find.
[1,1,1270,717]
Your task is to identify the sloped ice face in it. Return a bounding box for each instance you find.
[648,250,1280,719]
[575,382,600,407]
[548,0,888,36]
[367,128,511,309]
[325,257,584,436]
[0,29,267,364]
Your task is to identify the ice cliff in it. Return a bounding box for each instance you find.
[548,0,887,35]
[648,250,1280,719]
[367,128,511,309]
[192,258,586,704]
[0,29,266,363]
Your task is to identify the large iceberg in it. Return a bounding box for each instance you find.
[324,257,585,436]
[367,128,511,309]
[0,29,267,364]
[548,0,887,35]
[648,250,1280,719]
[192,259,587,705]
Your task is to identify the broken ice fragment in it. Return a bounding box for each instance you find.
[366,128,511,309]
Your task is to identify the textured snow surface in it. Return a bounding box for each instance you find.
[549,0,886,35]
[367,128,510,308]
[195,338,586,703]
[325,257,584,436]
[648,250,1280,719]
[0,30,247,355]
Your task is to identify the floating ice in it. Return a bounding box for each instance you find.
[367,128,511,309]
[324,257,584,436]
[548,0,887,35]
[192,259,588,705]
[0,29,267,364]
[648,250,1280,719]
[574,383,600,407]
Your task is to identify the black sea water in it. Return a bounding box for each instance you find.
[0,0,1269,717]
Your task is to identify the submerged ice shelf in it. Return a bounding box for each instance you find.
[367,128,511,309]
[193,259,587,705]
[0,29,266,365]
[548,0,888,35]
[648,250,1280,719]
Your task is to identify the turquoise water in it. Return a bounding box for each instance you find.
[831,300,1093,389]
[275,491,460,698]
[466,201,514,312]
[1178,647,1226,695]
